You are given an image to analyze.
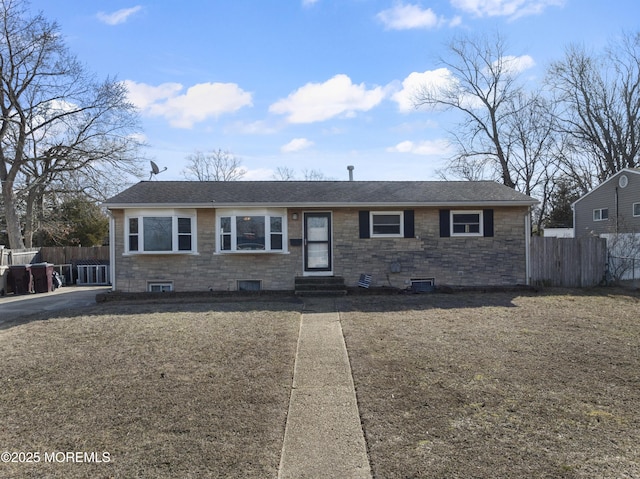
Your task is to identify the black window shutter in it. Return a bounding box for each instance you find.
[404,210,415,238]
[359,210,370,238]
[439,209,450,237]
[483,209,494,237]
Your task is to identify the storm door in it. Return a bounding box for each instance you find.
[303,212,332,273]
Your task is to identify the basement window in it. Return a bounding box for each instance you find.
[410,278,435,293]
[237,280,262,291]
[148,282,173,292]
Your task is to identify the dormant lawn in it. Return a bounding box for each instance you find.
[1,289,638,478]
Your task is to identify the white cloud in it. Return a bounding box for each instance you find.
[97,6,142,25]
[124,81,183,110]
[226,120,279,135]
[449,15,463,27]
[391,68,455,112]
[302,0,319,7]
[269,74,385,124]
[124,80,253,129]
[281,138,315,153]
[377,3,444,30]
[498,54,536,74]
[387,139,452,156]
[243,168,276,181]
[450,0,565,20]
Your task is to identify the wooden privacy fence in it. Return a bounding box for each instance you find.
[530,237,607,287]
[1,246,110,288]
[0,247,41,266]
[39,246,109,265]
[1,246,109,266]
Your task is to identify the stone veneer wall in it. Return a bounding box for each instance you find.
[332,207,529,289]
[112,209,304,292]
[111,206,529,292]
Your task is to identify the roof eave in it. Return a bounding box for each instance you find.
[105,200,538,209]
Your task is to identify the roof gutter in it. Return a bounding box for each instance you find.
[104,200,539,210]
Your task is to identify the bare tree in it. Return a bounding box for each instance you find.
[548,31,640,188]
[0,0,142,248]
[502,92,564,231]
[182,149,246,181]
[414,32,523,189]
[414,32,571,230]
[302,169,330,181]
[272,166,296,181]
[271,166,333,181]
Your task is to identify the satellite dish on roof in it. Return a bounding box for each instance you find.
[149,160,167,180]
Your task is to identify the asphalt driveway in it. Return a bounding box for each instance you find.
[0,286,110,324]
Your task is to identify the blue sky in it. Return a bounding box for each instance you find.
[28,0,640,182]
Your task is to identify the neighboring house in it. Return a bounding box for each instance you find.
[573,168,640,238]
[573,168,640,281]
[103,180,538,293]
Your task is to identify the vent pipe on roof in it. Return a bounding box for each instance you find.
[347,165,354,181]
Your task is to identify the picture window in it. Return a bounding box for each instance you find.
[126,211,196,254]
[217,209,287,253]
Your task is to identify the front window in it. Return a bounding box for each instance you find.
[370,212,403,237]
[593,208,609,221]
[126,210,196,254]
[217,209,287,253]
[451,211,483,236]
[144,217,173,251]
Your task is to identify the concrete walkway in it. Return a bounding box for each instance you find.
[278,299,372,479]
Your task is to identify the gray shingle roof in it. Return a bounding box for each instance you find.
[104,180,537,208]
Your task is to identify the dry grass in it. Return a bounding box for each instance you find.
[339,289,640,479]
[2,290,640,479]
[0,300,301,478]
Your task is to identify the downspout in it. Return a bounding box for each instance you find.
[107,210,116,292]
[615,187,619,234]
[525,207,532,286]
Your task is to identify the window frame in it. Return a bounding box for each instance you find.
[369,211,404,238]
[593,208,609,222]
[147,282,173,292]
[450,210,484,237]
[633,202,640,217]
[237,280,262,291]
[124,209,197,255]
[216,208,288,254]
